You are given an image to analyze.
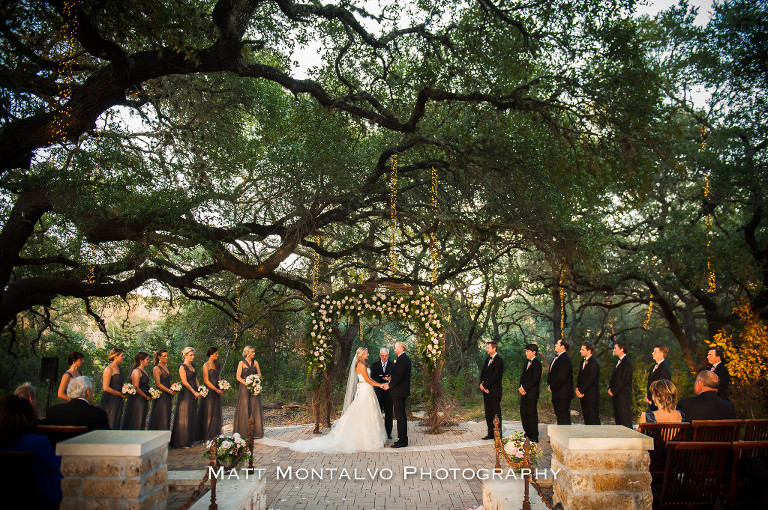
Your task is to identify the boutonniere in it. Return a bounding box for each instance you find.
[488,357,494,366]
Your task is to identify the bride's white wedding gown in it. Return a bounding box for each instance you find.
[290,370,387,453]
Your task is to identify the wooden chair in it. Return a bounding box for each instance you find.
[638,422,691,483]
[691,420,744,442]
[37,424,89,447]
[722,441,768,509]
[653,441,731,509]
[743,419,768,441]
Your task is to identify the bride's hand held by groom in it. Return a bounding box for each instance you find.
[381,383,389,390]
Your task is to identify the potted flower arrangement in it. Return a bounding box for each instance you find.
[245,374,261,395]
[203,433,252,470]
[499,431,541,470]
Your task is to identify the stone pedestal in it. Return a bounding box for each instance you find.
[549,425,653,510]
[56,430,171,510]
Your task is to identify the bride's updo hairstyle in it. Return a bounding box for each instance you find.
[354,347,368,366]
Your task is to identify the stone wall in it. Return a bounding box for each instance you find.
[549,425,653,510]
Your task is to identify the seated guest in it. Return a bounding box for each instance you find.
[0,395,63,510]
[44,376,111,431]
[639,379,682,424]
[14,382,41,424]
[677,370,736,422]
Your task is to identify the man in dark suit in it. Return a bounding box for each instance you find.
[707,347,730,400]
[370,347,394,439]
[480,340,504,439]
[608,342,633,428]
[576,342,600,425]
[389,342,411,448]
[646,344,672,411]
[519,344,542,442]
[677,370,735,421]
[547,339,573,425]
[43,376,110,431]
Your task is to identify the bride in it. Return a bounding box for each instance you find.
[290,347,389,453]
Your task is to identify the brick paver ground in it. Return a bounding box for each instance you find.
[167,420,552,510]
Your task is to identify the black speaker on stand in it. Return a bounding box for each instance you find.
[40,356,58,415]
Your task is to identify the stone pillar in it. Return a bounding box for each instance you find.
[57,430,171,510]
[549,425,653,510]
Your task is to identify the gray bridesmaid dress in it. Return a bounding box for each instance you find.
[233,360,263,438]
[170,363,198,447]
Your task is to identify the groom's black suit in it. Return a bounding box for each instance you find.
[389,352,412,445]
[370,358,394,437]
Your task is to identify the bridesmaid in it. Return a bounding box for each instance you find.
[121,351,151,430]
[148,349,175,430]
[233,346,263,438]
[57,351,84,401]
[171,347,200,447]
[197,347,223,441]
[100,348,125,429]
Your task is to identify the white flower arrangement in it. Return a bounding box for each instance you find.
[170,382,182,392]
[203,433,252,468]
[218,379,231,391]
[500,431,542,467]
[197,385,208,398]
[121,383,136,398]
[148,387,161,400]
[245,374,262,395]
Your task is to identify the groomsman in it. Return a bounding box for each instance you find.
[608,342,633,428]
[646,345,671,411]
[370,347,394,439]
[389,342,412,448]
[480,341,504,440]
[519,344,542,442]
[576,342,600,425]
[547,339,574,425]
[707,347,730,400]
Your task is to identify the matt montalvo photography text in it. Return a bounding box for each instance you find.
[208,465,561,481]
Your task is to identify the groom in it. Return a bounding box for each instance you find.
[389,341,411,448]
[370,347,394,439]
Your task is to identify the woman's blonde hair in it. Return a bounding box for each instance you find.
[108,348,124,362]
[242,346,255,358]
[354,347,369,366]
[181,347,195,359]
[650,379,678,413]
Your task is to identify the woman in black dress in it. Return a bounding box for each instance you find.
[197,347,223,441]
[171,347,200,447]
[148,349,176,430]
[122,351,151,430]
[57,351,84,401]
[100,348,125,429]
[233,345,263,438]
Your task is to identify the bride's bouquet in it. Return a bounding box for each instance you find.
[245,374,262,395]
[218,379,231,391]
[121,383,136,399]
[148,387,161,400]
[170,382,182,392]
[197,385,209,398]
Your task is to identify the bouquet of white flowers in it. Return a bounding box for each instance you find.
[121,383,136,398]
[203,433,252,469]
[245,374,261,395]
[197,385,208,398]
[148,387,161,400]
[218,379,231,391]
[170,382,182,392]
[500,431,541,469]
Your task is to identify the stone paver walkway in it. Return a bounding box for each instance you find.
[168,420,552,510]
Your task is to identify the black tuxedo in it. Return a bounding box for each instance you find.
[710,363,730,400]
[44,398,111,431]
[547,352,574,425]
[389,352,411,444]
[480,354,504,436]
[519,357,542,441]
[677,390,736,422]
[609,355,633,428]
[646,359,672,411]
[577,356,600,425]
[370,358,394,436]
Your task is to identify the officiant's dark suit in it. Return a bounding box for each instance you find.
[389,343,411,447]
[576,343,600,425]
[519,345,542,442]
[44,398,111,431]
[370,352,394,438]
[480,341,504,439]
[547,339,574,425]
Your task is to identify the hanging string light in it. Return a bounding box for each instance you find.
[701,125,716,293]
[52,1,77,143]
[430,166,438,286]
[559,266,565,340]
[312,234,321,300]
[389,154,398,274]
[643,293,653,330]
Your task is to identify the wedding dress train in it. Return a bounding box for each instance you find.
[290,370,387,453]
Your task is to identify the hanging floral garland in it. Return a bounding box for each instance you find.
[305,289,444,374]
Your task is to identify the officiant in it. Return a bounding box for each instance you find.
[370,347,394,440]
